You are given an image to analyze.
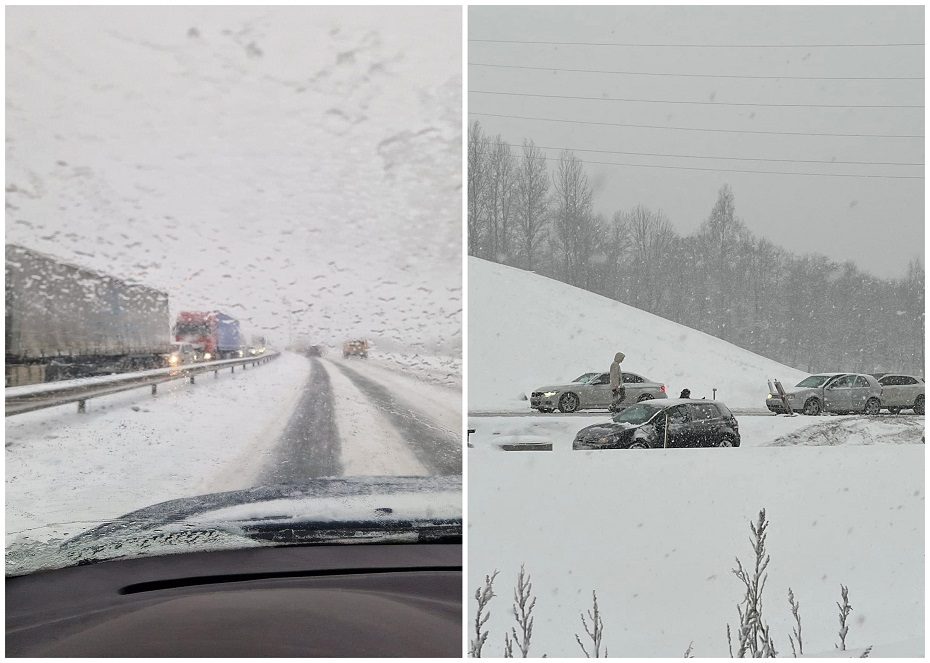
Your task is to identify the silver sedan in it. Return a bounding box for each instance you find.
[531,371,668,413]
[766,373,883,415]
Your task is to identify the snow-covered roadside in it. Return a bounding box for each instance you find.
[370,350,462,390]
[331,357,461,436]
[324,362,428,476]
[5,351,311,547]
[468,442,924,657]
[467,413,924,452]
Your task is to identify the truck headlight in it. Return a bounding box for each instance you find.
[203,352,212,360]
[168,355,179,365]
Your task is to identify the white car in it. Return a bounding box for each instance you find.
[876,374,925,414]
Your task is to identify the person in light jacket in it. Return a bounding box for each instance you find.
[609,352,626,412]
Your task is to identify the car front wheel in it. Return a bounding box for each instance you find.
[864,398,881,416]
[802,398,822,416]
[717,436,736,448]
[915,395,925,415]
[558,392,580,413]
[626,440,649,449]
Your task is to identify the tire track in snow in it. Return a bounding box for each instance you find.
[324,363,429,476]
[329,361,461,476]
[258,357,342,483]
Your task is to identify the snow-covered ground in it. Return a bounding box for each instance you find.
[468,413,925,452]
[468,433,924,657]
[468,258,808,411]
[468,260,924,657]
[6,352,309,546]
[7,350,461,557]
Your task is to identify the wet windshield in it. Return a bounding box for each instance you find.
[6,6,462,577]
[611,403,662,425]
[795,375,834,388]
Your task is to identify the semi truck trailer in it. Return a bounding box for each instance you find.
[5,244,173,386]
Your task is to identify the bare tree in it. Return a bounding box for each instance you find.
[730,509,777,657]
[467,121,489,257]
[505,564,537,658]
[513,140,549,271]
[550,151,597,289]
[574,590,606,658]
[470,570,499,657]
[485,136,517,263]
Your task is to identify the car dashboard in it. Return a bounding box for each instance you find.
[6,542,461,657]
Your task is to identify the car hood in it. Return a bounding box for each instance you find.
[6,476,462,577]
[576,422,638,439]
[536,383,586,393]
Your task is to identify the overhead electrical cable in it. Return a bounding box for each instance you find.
[469,38,925,48]
[501,142,923,167]
[468,111,924,139]
[470,89,924,109]
[468,61,924,81]
[527,154,923,180]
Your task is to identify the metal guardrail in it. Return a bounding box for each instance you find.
[5,352,280,417]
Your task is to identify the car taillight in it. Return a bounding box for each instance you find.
[660,385,667,394]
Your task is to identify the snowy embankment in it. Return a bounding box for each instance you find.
[468,439,924,657]
[371,350,462,390]
[468,258,923,656]
[468,258,807,411]
[5,351,311,547]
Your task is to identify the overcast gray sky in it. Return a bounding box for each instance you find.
[469,5,924,279]
[7,6,461,350]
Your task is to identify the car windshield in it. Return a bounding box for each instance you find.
[795,375,834,388]
[611,403,662,425]
[5,6,462,577]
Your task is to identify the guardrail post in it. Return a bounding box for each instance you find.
[151,384,157,395]
[77,399,86,413]
[231,365,235,373]
[190,374,195,384]
[214,370,218,378]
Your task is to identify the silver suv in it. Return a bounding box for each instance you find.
[766,373,883,415]
[875,374,925,414]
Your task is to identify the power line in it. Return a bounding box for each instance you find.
[469,38,925,48]
[469,61,925,81]
[470,89,924,109]
[469,111,925,139]
[502,142,924,167]
[529,154,923,180]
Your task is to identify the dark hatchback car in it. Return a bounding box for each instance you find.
[573,399,740,450]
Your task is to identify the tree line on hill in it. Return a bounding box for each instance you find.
[468,121,924,375]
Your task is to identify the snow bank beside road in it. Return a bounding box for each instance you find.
[468,258,807,411]
[6,351,311,548]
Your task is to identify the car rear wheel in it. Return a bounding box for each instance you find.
[887,406,902,415]
[558,392,580,413]
[637,394,654,402]
[717,436,735,448]
[802,398,822,416]
[864,398,881,416]
[915,395,925,415]
[626,440,649,449]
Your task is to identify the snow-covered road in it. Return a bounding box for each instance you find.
[6,351,461,549]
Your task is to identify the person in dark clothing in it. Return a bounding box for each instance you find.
[679,388,691,399]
